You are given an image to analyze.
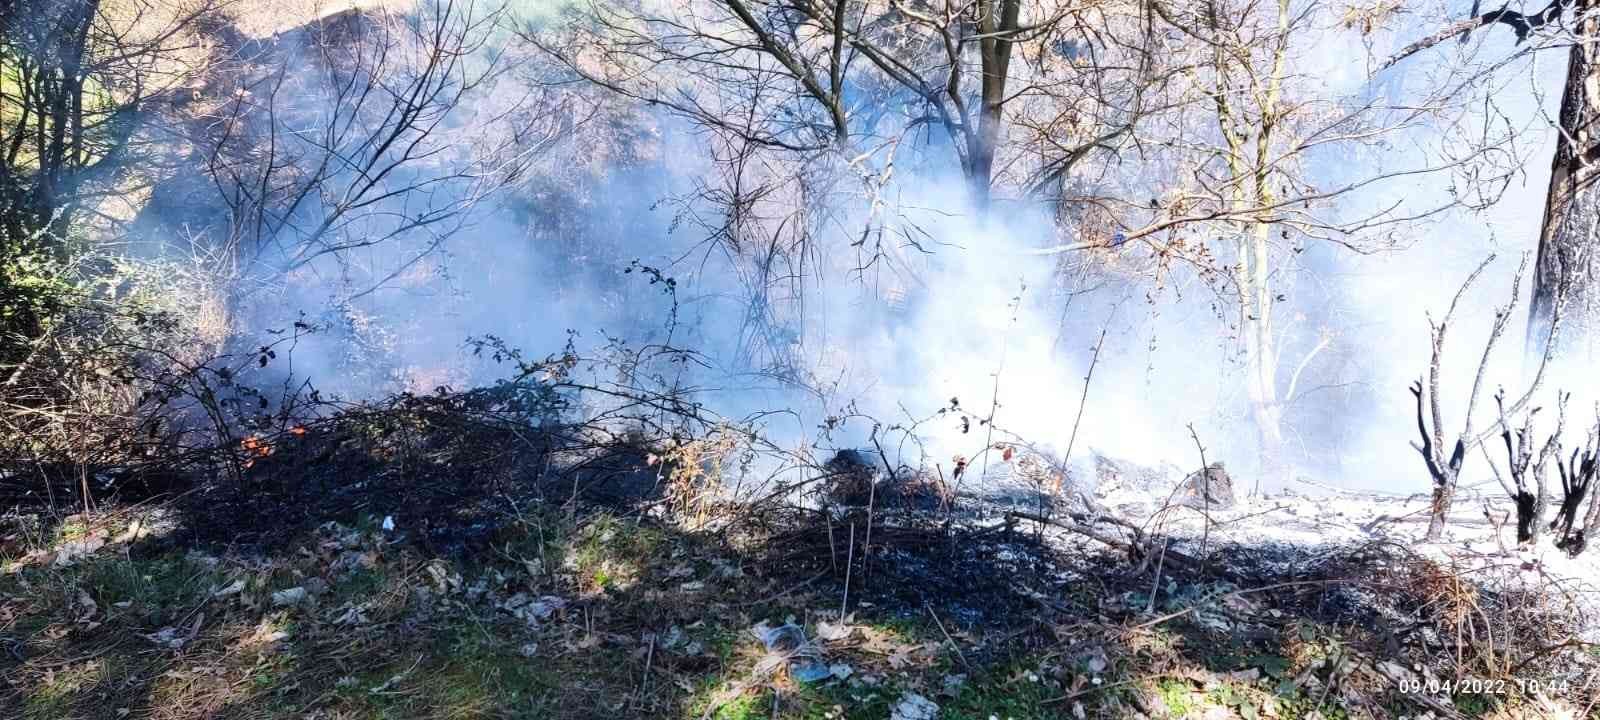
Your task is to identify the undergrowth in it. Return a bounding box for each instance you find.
[3,497,1595,720]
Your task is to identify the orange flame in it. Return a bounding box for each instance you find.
[241,435,274,459]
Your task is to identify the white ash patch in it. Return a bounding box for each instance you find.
[1099,480,1600,639]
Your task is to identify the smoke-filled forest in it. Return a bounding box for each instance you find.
[4,0,1600,717]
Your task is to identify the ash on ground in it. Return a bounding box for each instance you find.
[1073,452,1600,644]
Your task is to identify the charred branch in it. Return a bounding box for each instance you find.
[1552,416,1599,554]
[1490,390,1561,544]
[1411,254,1560,541]
[1380,0,1571,71]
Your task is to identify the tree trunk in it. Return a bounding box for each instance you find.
[1231,0,1291,495]
[1426,479,1456,540]
[1527,1,1600,361]
[969,0,1018,213]
[1242,220,1287,495]
[1253,400,1286,494]
[967,98,1000,212]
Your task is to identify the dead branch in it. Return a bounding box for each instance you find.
[1379,0,1571,72]
[1491,390,1562,544]
[1552,415,1599,555]
[1005,509,1225,582]
[1411,253,1563,541]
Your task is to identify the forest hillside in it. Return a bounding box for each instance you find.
[3,1,1599,718]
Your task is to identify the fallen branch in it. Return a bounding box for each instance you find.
[1006,510,1220,580]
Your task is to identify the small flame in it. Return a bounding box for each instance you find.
[241,435,274,459]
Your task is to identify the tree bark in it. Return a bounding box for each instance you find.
[1427,481,1456,539]
[969,0,1020,212]
[1528,1,1600,361]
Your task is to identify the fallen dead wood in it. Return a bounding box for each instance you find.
[1128,577,1354,631]
[1004,509,1225,580]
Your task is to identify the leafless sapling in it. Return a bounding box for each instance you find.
[1581,421,1600,553]
[1552,415,1600,555]
[1411,253,1562,541]
[1488,390,1563,544]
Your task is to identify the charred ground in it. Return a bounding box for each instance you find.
[4,386,1597,719]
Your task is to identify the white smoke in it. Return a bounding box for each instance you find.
[213,0,1586,498]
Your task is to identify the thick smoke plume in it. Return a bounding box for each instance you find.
[218,1,1583,497]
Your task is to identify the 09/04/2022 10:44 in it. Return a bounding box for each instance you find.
[1393,675,1571,696]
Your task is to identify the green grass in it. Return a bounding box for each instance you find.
[1452,691,1499,717]
[864,614,929,640]
[4,505,1590,720]
[1156,677,1198,717]
[54,517,90,542]
[712,692,769,720]
[0,552,226,636]
[923,663,1096,720]
[77,556,221,621]
[322,614,564,719]
[23,659,107,719]
[569,513,667,593]
[427,620,560,715]
[329,564,387,604]
[1208,682,1261,719]
[791,680,894,720]
[1271,686,1353,720]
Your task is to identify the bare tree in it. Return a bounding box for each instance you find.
[532,0,1518,482]
[515,0,1170,383]
[1487,389,1562,544]
[1043,0,1513,490]
[1485,383,1600,555]
[2,0,220,342]
[527,0,1155,212]
[1550,412,1600,553]
[1411,253,1564,540]
[191,0,536,300]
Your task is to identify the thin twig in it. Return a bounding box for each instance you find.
[925,603,971,672]
[978,283,1026,503]
[1187,423,1214,574]
[840,523,855,617]
[633,632,656,710]
[866,427,895,591]
[1146,536,1170,615]
[1131,578,1355,631]
[1052,327,1108,539]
